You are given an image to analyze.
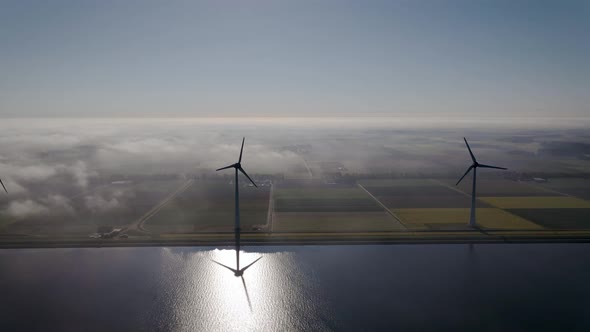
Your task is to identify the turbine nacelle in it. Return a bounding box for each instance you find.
[213,256,262,277]
[216,138,257,188]
[456,138,507,186]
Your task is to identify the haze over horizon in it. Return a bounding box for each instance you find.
[1,0,589,118]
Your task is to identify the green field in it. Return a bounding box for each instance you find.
[377,195,490,208]
[274,187,369,199]
[537,178,590,200]
[393,208,543,230]
[480,196,590,209]
[360,179,486,209]
[507,209,590,230]
[275,198,383,212]
[453,179,557,197]
[271,183,403,231]
[358,179,438,187]
[362,185,459,197]
[273,212,403,232]
[274,185,383,213]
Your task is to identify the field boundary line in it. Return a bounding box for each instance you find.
[357,183,407,230]
[520,181,572,197]
[301,156,313,179]
[131,179,194,233]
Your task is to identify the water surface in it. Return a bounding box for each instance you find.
[1,244,589,331]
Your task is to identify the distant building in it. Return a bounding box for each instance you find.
[102,228,122,239]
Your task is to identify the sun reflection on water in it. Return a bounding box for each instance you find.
[208,249,261,330]
[152,247,334,332]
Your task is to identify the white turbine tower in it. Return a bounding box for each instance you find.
[456,137,507,228]
[214,138,261,277]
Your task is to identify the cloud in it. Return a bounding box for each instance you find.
[0,161,94,188]
[0,117,578,226]
[41,194,75,216]
[84,189,134,213]
[6,200,49,218]
[65,161,94,188]
[85,194,121,213]
[0,164,58,182]
[4,194,74,219]
[1,179,28,195]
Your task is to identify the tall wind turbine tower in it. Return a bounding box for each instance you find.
[456,138,507,227]
[215,137,261,276]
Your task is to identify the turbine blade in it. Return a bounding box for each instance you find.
[478,164,507,170]
[240,256,262,273]
[239,137,245,163]
[216,164,235,171]
[0,178,6,193]
[238,167,258,187]
[211,259,238,274]
[464,137,477,163]
[241,275,253,311]
[456,165,474,186]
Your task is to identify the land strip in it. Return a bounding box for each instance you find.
[3,230,590,249]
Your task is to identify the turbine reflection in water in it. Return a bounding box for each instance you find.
[152,248,335,332]
[210,249,261,316]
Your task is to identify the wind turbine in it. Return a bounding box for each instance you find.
[214,138,262,277]
[0,178,6,193]
[456,137,506,228]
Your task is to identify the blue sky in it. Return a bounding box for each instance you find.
[0,0,588,117]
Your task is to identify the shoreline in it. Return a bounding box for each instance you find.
[2,231,590,249]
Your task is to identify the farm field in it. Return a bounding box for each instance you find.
[358,179,437,187]
[479,196,590,209]
[377,195,489,208]
[507,209,590,230]
[393,208,543,230]
[361,185,460,197]
[360,179,485,209]
[144,180,270,233]
[275,187,369,200]
[452,179,557,197]
[536,178,590,199]
[359,179,589,230]
[274,185,383,213]
[273,212,402,232]
[272,183,403,231]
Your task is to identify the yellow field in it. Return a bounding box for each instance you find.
[273,212,403,232]
[393,208,543,230]
[479,196,590,209]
